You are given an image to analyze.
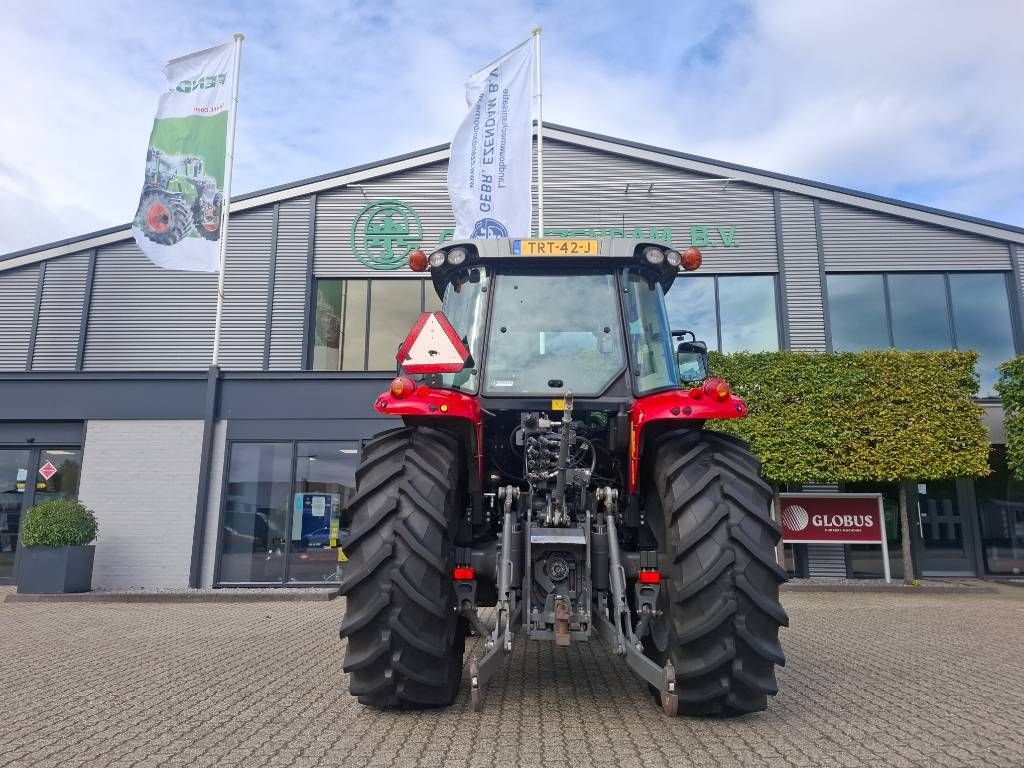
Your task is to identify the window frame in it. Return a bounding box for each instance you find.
[824,270,1021,401]
[667,272,783,354]
[308,278,437,373]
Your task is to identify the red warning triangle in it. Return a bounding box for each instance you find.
[396,312,470,373]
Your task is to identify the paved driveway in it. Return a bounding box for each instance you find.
[1,587,1023,767]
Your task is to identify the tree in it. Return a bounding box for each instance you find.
[995,356,1024,480]
[709,350,990,583]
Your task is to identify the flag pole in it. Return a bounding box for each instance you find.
[532,27,544,238]
[211,32,244,367]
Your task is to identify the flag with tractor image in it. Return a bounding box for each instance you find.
[132,41,237,272]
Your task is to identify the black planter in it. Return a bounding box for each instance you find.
[16,545,95,594]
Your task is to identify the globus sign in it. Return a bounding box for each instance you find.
[779,493,891,581]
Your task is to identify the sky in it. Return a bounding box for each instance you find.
[1,0,1022,256]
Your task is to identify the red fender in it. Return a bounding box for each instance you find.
[629,389,748,492]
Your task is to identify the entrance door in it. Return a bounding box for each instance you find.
[912,479,978,576]
[0,450,31,582]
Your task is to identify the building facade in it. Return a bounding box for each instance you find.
[2,125,1023,589]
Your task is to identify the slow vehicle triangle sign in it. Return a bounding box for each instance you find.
[396,312,470,373]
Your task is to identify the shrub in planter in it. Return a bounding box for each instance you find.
[17,499,98,594]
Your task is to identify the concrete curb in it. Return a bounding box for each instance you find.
[4,588,341,604]
[781,583,998,595]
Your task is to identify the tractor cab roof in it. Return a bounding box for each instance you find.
[425,237,695,297]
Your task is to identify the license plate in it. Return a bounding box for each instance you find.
[513,239,599,256]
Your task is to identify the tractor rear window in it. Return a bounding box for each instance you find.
[483,273,625,397]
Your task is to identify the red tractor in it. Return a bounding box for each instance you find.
[338,238,788,716]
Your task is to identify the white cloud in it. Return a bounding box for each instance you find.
[0,0,1021,256]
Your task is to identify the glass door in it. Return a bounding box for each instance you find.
[0,450,31,582]
[912,480,978,576]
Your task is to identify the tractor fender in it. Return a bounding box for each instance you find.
[374,386,483,483]
[628,389,748,492]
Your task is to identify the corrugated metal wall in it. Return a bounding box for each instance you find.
[32,252,90,370]
[84,243,216,370]
[217,207,275,370]
[269,197,312,370]
[314,139,779,277]
[0,264,39,371]
[819,201,1011,271]
[778,194,827,351]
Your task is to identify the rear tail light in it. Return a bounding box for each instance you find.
[452,566,475,581]
[688,386,704,399]
[408,249,428,272]
[703,377,731,402]
[390,376,415,399]
[682,246,702,271]
[638,570,661,584]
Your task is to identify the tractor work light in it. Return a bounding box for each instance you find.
[389,376,415,399]
[408,249,428,272]
[682,246,702,271]
[447,247,468,265]
[665,249,682,267]
[703,377,731,402]
[643,246,665,265]
[428,249,447,268]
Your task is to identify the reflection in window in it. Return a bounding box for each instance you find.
[219,443,293,583]
[826,271,1017,397]
[975,446,1024,575]
[827,274,889,350]
[718,276,779,353]
[665,275,778,353]
[888,274,950,350]
[949,274,1016,397]
[665,276,717,352]
[313,279,430,371]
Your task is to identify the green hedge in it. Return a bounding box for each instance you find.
[20,499,98,548]
[996,356,1024,479]
[708,349,990,485]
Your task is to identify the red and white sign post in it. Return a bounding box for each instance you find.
[779,493,890,583]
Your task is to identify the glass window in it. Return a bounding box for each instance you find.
[827,274,889,350]
[623,269,678,394]
[367,280,424,371]
[888,274,951,350]
[313,280,343,370]
[339,281,369,370]
[483,272,625,396]
[0,450,31,581]
[841,482,904,580]
[975,446,1024,575]
[437,267,489,393]
[289,442,359,583]
[33,449,82,505]
[949,274,1016,397]
[219,443,293,583]
[424,283,443,313]
[665,275,717,352]
[718,275,779,353]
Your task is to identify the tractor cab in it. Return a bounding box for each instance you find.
[411,238,704,402]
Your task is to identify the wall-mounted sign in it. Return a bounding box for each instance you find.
[350,199,424,270]
[349,198,742,271]
[779,493,890,582]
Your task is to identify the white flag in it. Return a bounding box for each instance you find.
[448,39,535,240]
[132,41,238,272]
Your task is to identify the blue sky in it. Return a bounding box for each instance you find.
[1,0,1022,255]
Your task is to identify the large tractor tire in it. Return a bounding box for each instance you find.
[193,192,223,241]
[643,430,788,716]
[137,190,193,245]
[338,426,466,708]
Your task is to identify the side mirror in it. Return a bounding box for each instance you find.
[676,340,708,383]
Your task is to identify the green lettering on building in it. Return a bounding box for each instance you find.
[437,225,739,248]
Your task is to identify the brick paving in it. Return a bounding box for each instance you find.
[1,586,1023,767]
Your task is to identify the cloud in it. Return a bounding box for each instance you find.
[0,0,1021,256]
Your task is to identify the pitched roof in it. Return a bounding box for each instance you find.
[3,123,1022,271]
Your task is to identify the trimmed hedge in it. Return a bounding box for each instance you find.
[708,349,990,485]
[20,499,98,548]
[996,356,1024,479]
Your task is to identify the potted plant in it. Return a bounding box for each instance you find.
[16,499,98,594]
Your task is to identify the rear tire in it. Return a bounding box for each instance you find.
[136,190,192,245]
[644,430,788,716]
[338,426,466,708]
